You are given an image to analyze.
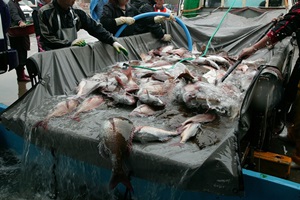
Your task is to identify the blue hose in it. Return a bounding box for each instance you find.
[115,12,193,51]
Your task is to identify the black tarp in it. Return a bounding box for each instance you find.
[0,9,294,195]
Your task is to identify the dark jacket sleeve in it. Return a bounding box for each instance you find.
[267,2,300,44]
[75,8,116,45]
[100,3,119,35]
[131,0,164,39]
[100,3,137,37]
[8,0,25,26]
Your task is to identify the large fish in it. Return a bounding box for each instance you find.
[33,99,79,130]
[129,104,156,117]
[98,117,135,192]
[70,95,105,121]
[75,79,100,99]
[137,90,165,107]
[133,126,179,143]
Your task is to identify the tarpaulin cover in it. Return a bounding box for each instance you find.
[0,9,293,196]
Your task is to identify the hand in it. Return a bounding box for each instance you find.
[161,34,172,42]
[238,46,257,60]
[71,38,86,47]
[154,14,176,24]
[19,21,26,27]
[113,42,128,56]
[115,17,135,26]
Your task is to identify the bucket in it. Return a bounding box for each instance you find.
[7,24,35,37]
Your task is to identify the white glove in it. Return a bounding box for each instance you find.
[71,38,86,47]
[113,42,128,56]
[154,14,176,24]
[115,17,135,26]
[161,34,172,42]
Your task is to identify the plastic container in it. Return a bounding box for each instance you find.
[7,23,35,37]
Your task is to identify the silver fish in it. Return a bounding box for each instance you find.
[133,126,179,143]
[179,123,202,144]
[33,99,79,129]
[129,104,156,117]
[98,117,134,192]
[75,79,100,98]
[138,90,165,107]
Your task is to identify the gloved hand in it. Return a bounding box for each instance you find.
[154,14,176,24]
[161,34,172,42]
[115,17,135,26]
[113,42,128,56]
[71,38,86,47]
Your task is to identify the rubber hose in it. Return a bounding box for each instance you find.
[114,12,193,51]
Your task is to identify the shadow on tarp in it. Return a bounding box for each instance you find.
[0,9,296,197]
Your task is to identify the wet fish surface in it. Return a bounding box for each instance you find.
[98,117,135,192]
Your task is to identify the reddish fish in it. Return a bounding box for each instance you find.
[98,117,135,192]
[33,99,79,130]
[71,95,104,121]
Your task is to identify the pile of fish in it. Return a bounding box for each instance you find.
[33,45,266,192]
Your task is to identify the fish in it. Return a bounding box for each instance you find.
[33,99,80,130]
[189,57,220,70]
[179,123,202,144]
[137,90,165,107]
[133,126,179,143]
[108,89,136,105]
[75,79,100,99]
[98,117,135,192]
[179,113,216,128]
[115,67,139,93]
[206,55,230,68]
[70,95,105,121]
[129,104,156,117]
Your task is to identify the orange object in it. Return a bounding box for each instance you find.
[253,151,292,179]
[8,24,35,37]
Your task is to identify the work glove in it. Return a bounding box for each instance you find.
[154,14,176,24]
[71,38,86,47]
[115,17,135,26]
[161,34,172,42]
[113,42,128,56]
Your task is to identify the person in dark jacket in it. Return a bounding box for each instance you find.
[238,1,300,167]
[38,0,127,53]
[100,0,137,37]
[7,0,31,81]
[130,0,173,41]
[32,0,51,52]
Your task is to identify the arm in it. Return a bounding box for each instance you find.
[8,1,23,26]
[100,4,119,35]
[239,2,300,59]
[76,8,115,45]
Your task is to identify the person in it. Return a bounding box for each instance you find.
[100,0,137,37]
[238,1,300,166]
[90,0,108,22]
[153,0,171,13]
[32,0,52,52]
[131,0,173,42]
[38,0,127,53]
[7,0,31,81]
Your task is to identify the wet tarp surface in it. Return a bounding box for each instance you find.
[0,9,292,195]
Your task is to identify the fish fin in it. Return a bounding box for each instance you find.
[109,173,134,193]
[32,120,49,130]
[72,116,81,122]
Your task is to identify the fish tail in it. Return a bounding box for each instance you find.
[170,142,184,148]
[32,120,49,130]
[109,173,134,193]
[70,115,80,122]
